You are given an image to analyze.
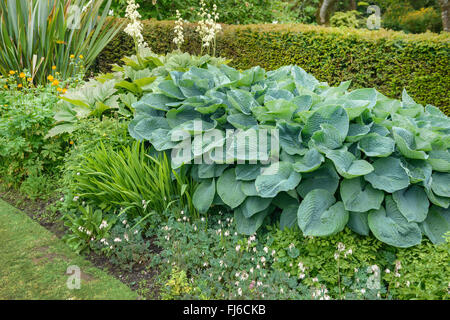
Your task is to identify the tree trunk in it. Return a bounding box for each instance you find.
[318,0,338,25]
[439,0,449,32]
[350,0,357,11]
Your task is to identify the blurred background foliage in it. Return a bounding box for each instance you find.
[104,0,447,34]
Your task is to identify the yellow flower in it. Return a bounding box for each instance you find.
[19,72,26,78]
[9,70,15,75]
[52,66,57,70]
[57,87,62,92]
[52,79,59,86]
[62,88,67,93]
[27,78,33,82]
[47,75,54,81]
[79,55,84,59]
[70,54,75,59]
[17,84,23,88]
[3,85,7,89]
[69,140,74,145]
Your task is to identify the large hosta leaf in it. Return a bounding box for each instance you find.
[235,205,272,235]
[420,206,450,244]
[347,212,370,236]
[255,162,301,198]
[277,122,305,155]
[193,179,216,213]
[357,133,395,157]
[296,161,340,198]
[340,177,384,212]
[326,149,374,179]
[431,172,450,197]
[364,157,410,193]
[280,205,299,230]
[227,89,259,115]
[392,185,429,223]
[427,150,450,172]
[217,169,246,208]
[297,189,349,236]
[302,105,349,140]
[368,196,422,248]
[309,124,344,154]
[237,196,272,218]
[392,127,428,160]
[292,149,324,173]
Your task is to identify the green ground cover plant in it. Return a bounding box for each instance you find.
[128,63,450,248]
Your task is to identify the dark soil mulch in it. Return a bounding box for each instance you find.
[0,183,161,299]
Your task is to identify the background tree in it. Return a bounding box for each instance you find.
[438,0,449,31]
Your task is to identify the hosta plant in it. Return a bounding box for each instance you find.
[47,49,228,137]
[128,63,450,248]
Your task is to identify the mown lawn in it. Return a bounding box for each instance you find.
[0,199,138,300]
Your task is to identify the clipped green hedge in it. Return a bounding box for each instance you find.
[97,19,450,114]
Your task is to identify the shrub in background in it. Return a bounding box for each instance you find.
[398,7,442,34]
[330,10,361,28]
[97,20,450,114]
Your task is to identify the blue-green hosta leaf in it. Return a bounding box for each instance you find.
[425,186,450,209]
[235,164,263,181]
[166,105,203,129]
[217,169,246,208]
[367,196,422,248]
[254,99,298,122]
[138,93,180,111]
[197,163,228,179]
[133,116,170,140]
[326,149,374,179]
[227,113,258,130]
[427,150,450,172]
[291,65,319,91]
[347,212,370,236]
[237,66,265,87]
[357,133,395,157]
[309,123,344,154]
[340,177,384,212]
[280,205,299,230]
[264,89,294,103]
[277,122,305,155]
[364,157,410,193]
[292,95,313,112]
[420,206,450,244]
[292,149,325,173]
[400,158,432,184]
[392,185,429,223]
[147,128,178,151]
[369,123,390,137]
[238,196,272,218]
[392,127,428,160]
[297,189,349,236]
[235,205,272,235]
[346,123,372,143]
[296,161,340,198]
[272,192,299,209]
[240,180,259,196]
[193,179,216,213]
[227,89,259,115]
[431,172,450,198]
[302,105,349,141]
[255,162,302,198]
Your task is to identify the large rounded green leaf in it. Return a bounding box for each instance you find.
[302,105,349,140]
[347,212,370,236]
[217,169,246,208]
[364,157,410,193]
[280,205,299,230]
[297,189,348,236]
[419,206,450,244]
[326,149,374,179]
[237,196,272,218]
[392,127,428,160]
[431,172,450,198]
[292,149,324,173]
[427,150,450,172]
[193,179,216,213]
[368,196,422,248]
[296,162,339,198]
[357,133,395,157]
[340,177,384,212]
[235,206,272,235]
[392,185,429,223]
[255,162,302,198]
